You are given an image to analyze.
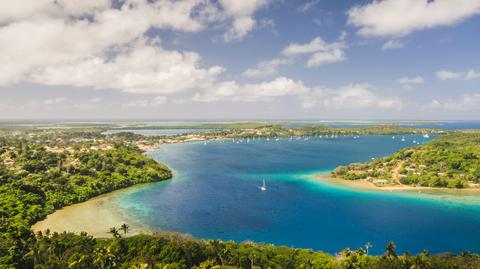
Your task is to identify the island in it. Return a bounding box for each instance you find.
[332,131,480,189]
[1,123,480,268]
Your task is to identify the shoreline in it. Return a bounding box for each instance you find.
[32,185,154,238]
[308,172,480,196]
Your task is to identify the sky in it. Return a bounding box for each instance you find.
[0,0,479,120]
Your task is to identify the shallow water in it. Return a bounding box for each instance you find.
[113,135,480,255]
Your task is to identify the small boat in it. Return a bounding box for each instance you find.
[401,137,405,142]
[259,179,267,191]
[423,133,430,138]
[392,136,395,139]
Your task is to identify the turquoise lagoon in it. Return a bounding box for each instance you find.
[113,134,480,255]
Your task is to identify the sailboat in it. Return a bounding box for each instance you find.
[260,179,267,191]
[423,133,430,138]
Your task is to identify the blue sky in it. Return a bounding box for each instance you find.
[0,0,479,120]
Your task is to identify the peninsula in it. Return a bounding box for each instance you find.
[332,132,480,189]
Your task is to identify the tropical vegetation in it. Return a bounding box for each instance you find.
[333,132,480,188]
[0,130,172,267]
[22,231,480,269]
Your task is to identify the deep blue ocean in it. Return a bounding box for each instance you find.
[112,133,480,255]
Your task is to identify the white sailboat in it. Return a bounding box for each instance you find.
[260,179,267,191]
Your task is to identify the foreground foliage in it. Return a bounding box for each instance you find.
[333,132,480,188]
[24,231,480,269]
[0,131,172,268]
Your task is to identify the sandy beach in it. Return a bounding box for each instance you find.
[309,173,480,197]
[32,188,152,238]
[310,173,429,191]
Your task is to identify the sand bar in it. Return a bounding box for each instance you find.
[32,187,152,238]
[308,173,480,202]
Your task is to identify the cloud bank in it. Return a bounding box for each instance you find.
[348,0,480,37]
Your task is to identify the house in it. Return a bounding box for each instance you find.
[373,179,390,184]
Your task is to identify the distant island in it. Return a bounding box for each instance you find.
[110,123,448,146]
[332,132,480,189]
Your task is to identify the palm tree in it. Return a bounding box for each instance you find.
[340,248,352,258]
[365,242,372,255]
[120,223,129,236]
[108,227,121,238]
[23,243,40,265]
[300,257,314,269]
[68,253,89,269]
[210,239,226,266]
[385,242,396,258]
[248,251,256,269]
[93,245,118,269]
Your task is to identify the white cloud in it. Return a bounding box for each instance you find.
[396,76,424,89]
[428,94,480,111]
[29,38,225,94]
[243,58,291,78]
[123,96,167,108]
[189,78,403,112]
[192,77,309,102]
[307,50,345,67]
[43,97,66,105]
[0,0,227,94]
[436,70,463,81]
[297,0,320,12]
[282,37,346,67]
[465,69,480,80]
[347,0,480,37]
[219,0,270,42]
[88,97,102,103]
[436,69,480,81]
[382,39,405,50]
[0,0,111,23]
[301,84,402,110]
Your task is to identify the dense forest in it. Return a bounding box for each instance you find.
[333,132,480,188]
[22,231,480,269]
[0,131,172,267]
